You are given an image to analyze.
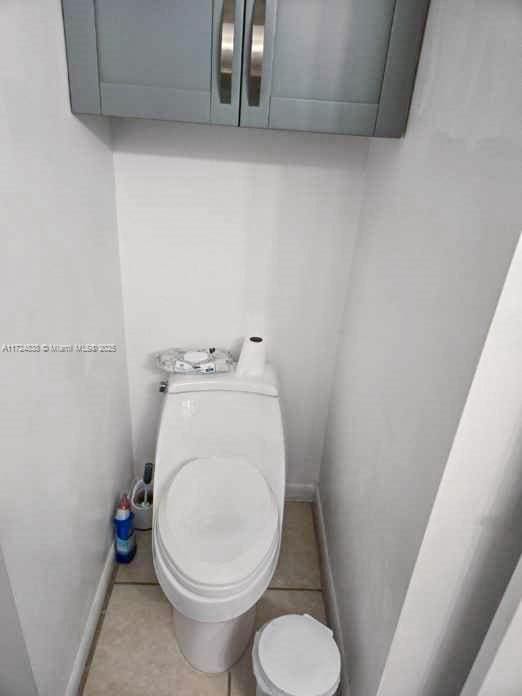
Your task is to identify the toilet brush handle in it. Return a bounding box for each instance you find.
[143,462,153,485]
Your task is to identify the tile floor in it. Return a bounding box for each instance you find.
[82,502,326,695]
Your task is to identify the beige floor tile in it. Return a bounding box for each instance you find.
[83,585,227,696]
[270,502,322,589]
[115,531,157,584]
[230,589,327,696]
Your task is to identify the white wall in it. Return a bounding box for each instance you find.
[462,556,522,696]
[0,2,132,695]
[474,603,522,696]
[375,234,522,696]
[112,119,369,485]
[320,0,522,694]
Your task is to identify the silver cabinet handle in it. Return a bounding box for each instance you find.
[219,0,235,104]
[247,0,266,106]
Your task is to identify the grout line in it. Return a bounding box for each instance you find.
[227,670,231,696]
[78,565,117,695]
[268,586,323,592]
[114,580,159,586]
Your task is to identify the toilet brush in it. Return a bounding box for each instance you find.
[129,462,154,530]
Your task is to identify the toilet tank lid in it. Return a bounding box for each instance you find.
[166,363,279,396]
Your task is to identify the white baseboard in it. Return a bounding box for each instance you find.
[65,545,114,696]
[314,486,350,696]
[285,482,316,502]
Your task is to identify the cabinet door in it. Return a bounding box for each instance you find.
[62,0,244,125]
[239,0,428,136]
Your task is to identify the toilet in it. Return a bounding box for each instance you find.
[152,364,285,673]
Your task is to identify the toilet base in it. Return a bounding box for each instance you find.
[173,604,256,673]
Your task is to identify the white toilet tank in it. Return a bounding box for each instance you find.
[154,365,286,521]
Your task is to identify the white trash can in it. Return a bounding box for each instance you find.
[252,614,341,696]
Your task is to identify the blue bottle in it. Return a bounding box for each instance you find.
[114,494,136,564]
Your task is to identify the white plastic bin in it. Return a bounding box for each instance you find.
[252,614,341,696]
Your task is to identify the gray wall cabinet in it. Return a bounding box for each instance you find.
[62,0,430,137]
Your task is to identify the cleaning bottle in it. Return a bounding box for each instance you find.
[113,493,136,564]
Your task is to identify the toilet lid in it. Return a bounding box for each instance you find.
[256,614,341,696]
[158,456,278,588]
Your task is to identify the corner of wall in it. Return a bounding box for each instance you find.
[314,486,351,696]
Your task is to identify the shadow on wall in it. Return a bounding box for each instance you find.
[74,114,114,148]
[422,430,522,696]
[109,116,369,170]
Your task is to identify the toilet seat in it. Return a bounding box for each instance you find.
[157,456,279,597]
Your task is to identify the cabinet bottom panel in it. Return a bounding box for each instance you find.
[100,82,210,123]
[268,97,378,136]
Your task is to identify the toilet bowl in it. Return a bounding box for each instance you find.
[152,365,285,673]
